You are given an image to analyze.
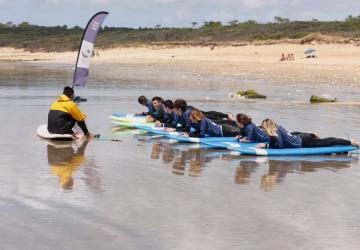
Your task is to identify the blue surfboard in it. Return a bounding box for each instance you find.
[204,141,358,156]
[134,125,242,143]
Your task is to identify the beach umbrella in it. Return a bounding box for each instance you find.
[304,48,316,54]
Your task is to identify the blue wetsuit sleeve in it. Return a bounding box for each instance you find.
[277,133,284,148]
[269,136,281,149]
[244,124,255,141]
[189,122,204,138]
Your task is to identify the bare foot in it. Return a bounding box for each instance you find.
[351,139,359,148]
[311,132,320,139]
[227,112,235,121]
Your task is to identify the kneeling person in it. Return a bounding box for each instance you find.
[48,87,91,138]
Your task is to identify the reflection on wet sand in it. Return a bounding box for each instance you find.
[232,156,358,192]
[171,148,209,177]
[137,135,359,191]
[142,136,222,177]
[47,140,103,192]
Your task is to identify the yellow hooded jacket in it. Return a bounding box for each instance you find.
[48,95,87,134]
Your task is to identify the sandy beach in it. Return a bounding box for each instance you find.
[1,44,360,85]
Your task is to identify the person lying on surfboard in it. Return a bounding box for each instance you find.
[145,96,165,122]
[154,99,176,127]
[48,87,93,138]
[165,99,193,132]
[136,95,156,116]
[234,113,270,143]
[180,109,240,138]
[162,99,234,131]
[256,119,359,149]
[235,113,324,144]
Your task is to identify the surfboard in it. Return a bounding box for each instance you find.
[165,134,240,143]
[110,119,155,128]
[36,124,75,140]
[204,141,358,156]
[134,124,244,143]
[111,113,150,124]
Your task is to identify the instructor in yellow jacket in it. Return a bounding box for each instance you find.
[48,86,92,138]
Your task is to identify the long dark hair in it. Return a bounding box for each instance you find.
[236,113,252,125]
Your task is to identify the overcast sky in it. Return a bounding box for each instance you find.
[0,0,359,28]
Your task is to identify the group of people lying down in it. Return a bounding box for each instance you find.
[138,95,359,149]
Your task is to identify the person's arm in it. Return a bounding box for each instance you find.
[268,135,282,149]
[189,121,206,138]
[177,111,192,132]
[77,121,90,135]
[188,132,201,138]
[69,103,87,121]
[150,109,164,121]
[256,127,270,143]
[244,125,255,141]
[176,125,191,132]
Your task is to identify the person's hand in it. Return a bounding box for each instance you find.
[146,115,154,123]
[154,121,162,127]
[180,133,189,137]
[240,138,250,143]
[256,143,266,148]
[165,128,176,132]
[85,133,95,139]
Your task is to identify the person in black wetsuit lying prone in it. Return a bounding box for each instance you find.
[181,109,240,138]
[255,119,359,149]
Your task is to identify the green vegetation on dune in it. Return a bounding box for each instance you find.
[1,15,360,52]
[310,95,337,103]
[236,89,267,99]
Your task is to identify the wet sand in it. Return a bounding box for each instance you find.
[1,62,360,249]
[1,43,360,86]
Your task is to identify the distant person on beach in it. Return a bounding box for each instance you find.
[48,86,92,138]
[280,53,286,61]
[256,119,359,149]
[136,95,155,115]
[280,53,295,61]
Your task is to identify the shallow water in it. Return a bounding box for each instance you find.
[1,62,360,249]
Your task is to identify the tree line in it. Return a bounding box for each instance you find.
[0,16,359,52]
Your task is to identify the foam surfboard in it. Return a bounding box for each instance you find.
[36,124,75,140]
[165,134,240,143]
[111,113,149,124]
[110,119,155,128]
[134,124,245,143]
[134,124,171,136]
[204,141,358,156]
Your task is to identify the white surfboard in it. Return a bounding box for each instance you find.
[36,124,75,140]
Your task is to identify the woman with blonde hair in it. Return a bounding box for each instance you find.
[257,119,358,149]
[183,109,240,138]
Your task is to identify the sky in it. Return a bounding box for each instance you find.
[0,0,359,28]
